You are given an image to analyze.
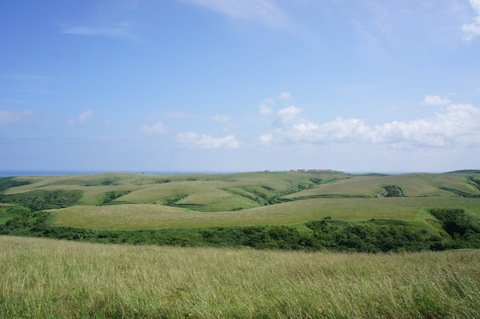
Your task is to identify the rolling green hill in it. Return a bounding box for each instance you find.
[1,170,480,252]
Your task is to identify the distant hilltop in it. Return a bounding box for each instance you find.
[288,169,333,172]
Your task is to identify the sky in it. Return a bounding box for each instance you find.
[1,0,480,173]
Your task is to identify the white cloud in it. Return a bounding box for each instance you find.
[177,132,240,149]
[141,121,166,134]
[257,101,480,148]
[185,0,287,27]
[259,98,274,115]
[276,105,302,123]
[462,0,480,42]
[67,109,93,127]
[423,95,452,106]
[256,133,274,146]
[0,109,33,124]
[279,118,373,144]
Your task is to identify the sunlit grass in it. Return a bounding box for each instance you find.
[4,171,480,231]
[1,236,479,318]
[286,173,480,199]
[53,197,480,230]
[6,172,351,211]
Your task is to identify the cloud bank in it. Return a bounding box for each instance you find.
[257,99,480,148]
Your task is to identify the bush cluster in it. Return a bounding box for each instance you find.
[429,208,480,248]
[0,177,30,193]
[3,209,479,253]
[0,190,83,211]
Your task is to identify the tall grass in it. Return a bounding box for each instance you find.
[1,236,479,318]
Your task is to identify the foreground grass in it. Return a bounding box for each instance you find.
[1,236,479,318]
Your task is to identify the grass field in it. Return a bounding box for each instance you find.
[2,170,479,229]
[52,197,480,230]
[2,172,480,317]
[1,235,479,318]
[1,170,480,252]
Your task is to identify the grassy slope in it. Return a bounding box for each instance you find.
[53,197,480,230]
[1,236,479,319]
[285,172,480,199]
[2,171,480,230]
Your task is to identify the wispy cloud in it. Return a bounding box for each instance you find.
[259,98,274,115]
[211,114,231,123]
[256,99,480,148]
[278,91,291,100]
[423,95,452,106]
[67,109,93,127]
[1,74,47,81]
[141,121,166,134]
[59,24,133,38]
[462,0,480,42]
[258,91,292,116]
[184,0,287,27]
[0,109,33,124]
[211,114,232,131]
[177,132,240,149]
[57,0,138,38]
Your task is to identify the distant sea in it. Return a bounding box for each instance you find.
[0,170,441,177]
[0,171,237,177]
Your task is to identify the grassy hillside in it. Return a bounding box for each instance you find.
[52,197,480,230]
[3,171,350,209]
[1,236,479,319]
[1,171,480,252]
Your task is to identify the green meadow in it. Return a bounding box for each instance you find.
[1,170,480,252]
[51,197,480,230]
[1,236,479,318]
[0,170,480,252]
[1,171,480,317]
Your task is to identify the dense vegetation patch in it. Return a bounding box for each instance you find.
[0,205,30,225]
[429,208,480,248]
[0,190,83,211]
[0,177,30,193]
[468,176,480,191]
[3,210,479,252]
[85,177,120,186]
[222,180,336,206]
[380,185,405,197]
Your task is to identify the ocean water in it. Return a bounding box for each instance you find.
[0,171,105,177]
[0,170,236,177]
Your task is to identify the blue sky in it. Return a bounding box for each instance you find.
[1,0,480,173]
